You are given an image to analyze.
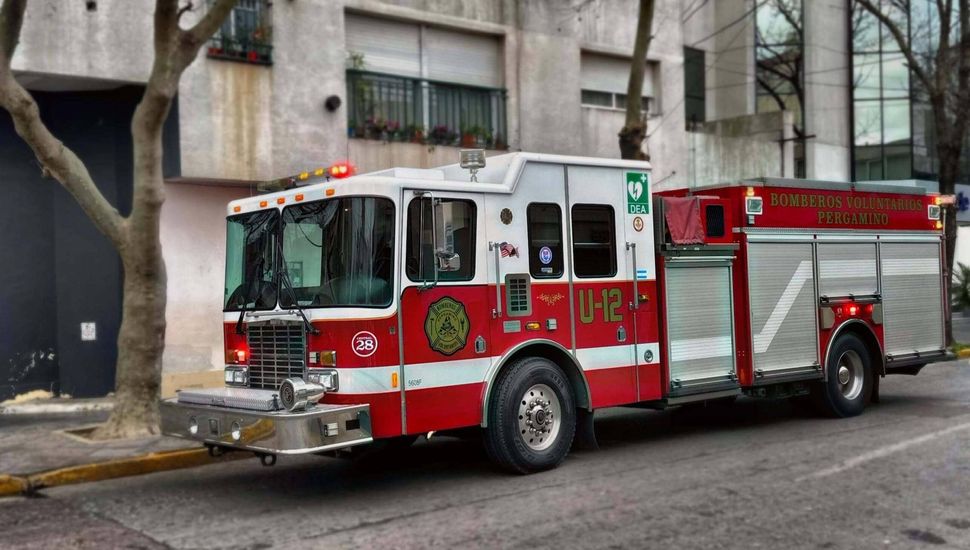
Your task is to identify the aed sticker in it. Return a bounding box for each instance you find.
[636,268,649,280]
[539,246,553,265]
[633,216,644,232]
[626,172,650,214]
[351,331,378,357]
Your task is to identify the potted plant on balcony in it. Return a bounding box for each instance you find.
[384,120,401,142]
[460,125,482,148]
[406,124,425,144]
[429,125,455,146]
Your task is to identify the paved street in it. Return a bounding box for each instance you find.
[3,360,970,549]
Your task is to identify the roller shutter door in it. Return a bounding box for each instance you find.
[424,27,502,88]
[345,14,421,78]
[817,243,878,298]
[664,262,736,390]
[880,241,944,356]
[747,242,819,374]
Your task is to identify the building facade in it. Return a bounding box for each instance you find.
[0,0,961,399]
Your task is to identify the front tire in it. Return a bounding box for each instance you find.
[814,333,873,417]
[484,357,576,474]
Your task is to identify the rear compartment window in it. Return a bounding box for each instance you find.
[571,204,617,278]
[527,203,564,278]
[705,204,725,238]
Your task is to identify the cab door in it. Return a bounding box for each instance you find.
[398,189,491,435]
[565,165,638,407]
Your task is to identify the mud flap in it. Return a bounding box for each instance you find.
[572,408,598,451]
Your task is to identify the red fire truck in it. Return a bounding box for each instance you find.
[161,151,950,473]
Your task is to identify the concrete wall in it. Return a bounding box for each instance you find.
[804,0,851,180]
[12,0,153,85]
[160,183,252,377]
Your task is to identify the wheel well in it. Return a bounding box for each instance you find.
[481,341,591,427]
[828,321,885,376]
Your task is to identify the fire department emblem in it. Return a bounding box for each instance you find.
[424,297,470,356]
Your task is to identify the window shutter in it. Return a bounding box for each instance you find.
[580,52,655,97]
[424,27,502,88]
[345,14,421,78]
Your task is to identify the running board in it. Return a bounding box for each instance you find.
[663,388,741,406]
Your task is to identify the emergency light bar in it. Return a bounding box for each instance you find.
[256,161,356,193]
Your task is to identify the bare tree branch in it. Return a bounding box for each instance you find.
[177,1,194,20]
[0,0,125,245]
[182,0,236,51]
[856,0,934,95]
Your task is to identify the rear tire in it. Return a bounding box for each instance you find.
[484,357,576,474]
[814,333,873,418]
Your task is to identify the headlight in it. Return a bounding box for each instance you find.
[224,366,248,387]
[307,369,338,392]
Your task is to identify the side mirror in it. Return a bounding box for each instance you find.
[436,251,461,272]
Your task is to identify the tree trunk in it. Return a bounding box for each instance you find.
[938,147,960,346]
[619,0,654,160]
[96,249,168,438]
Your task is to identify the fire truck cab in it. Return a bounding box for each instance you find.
[161,152,950,473]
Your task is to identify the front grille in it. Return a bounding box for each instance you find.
[246,320,306,390]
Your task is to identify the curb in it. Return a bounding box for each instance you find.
[0,401,113,416]
[0,475,27,497]
[0,447,249,497]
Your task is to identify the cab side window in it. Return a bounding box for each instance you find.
[527,203,564,278]
[571,204,616,278]
[406,198,476,282]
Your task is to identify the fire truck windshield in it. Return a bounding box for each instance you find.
[224,197,395,311]
[279,197,395,308]
[224,209,280,311]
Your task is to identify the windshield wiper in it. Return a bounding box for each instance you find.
[275,239,320,336]
[235,254,267,335]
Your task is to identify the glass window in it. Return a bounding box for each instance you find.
[581,89,613,108]
[406,198,476,282]
[683,47,706,125]
[527,203,564,279]
[571,204,616,278]
[224,210,279,311]
[280,197,395,308]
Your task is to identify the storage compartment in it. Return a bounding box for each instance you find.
[880,241,945,356]
[746,241,819,378]
[664,257,737,394]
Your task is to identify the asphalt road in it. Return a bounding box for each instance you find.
[3,361,970,550]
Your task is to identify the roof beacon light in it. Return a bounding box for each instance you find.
[460,149,486,182]
[328,161,354,179]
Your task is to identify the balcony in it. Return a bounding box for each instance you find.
[346,70,508,150]
[206,35,273,66]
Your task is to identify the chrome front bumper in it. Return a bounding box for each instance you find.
[160,396,372,455]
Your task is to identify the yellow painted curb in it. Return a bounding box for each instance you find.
[0,474,28,497]
[1,447,249,497]
[958,348,970,359]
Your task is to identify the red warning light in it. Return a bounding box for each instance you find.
[328,161,354,179]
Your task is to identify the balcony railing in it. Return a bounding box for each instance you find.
[346,70,508,149]
[207,35,273,65]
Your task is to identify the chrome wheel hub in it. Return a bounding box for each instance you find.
[517,384,561,451]
[836,350,864,400]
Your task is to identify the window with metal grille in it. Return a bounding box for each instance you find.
[505,274,532,317]
[705,205,725,238]
[207,0,272,64]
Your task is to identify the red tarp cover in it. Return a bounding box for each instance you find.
[663,196,705,244]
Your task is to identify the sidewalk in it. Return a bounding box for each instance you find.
[0,398,243,496]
